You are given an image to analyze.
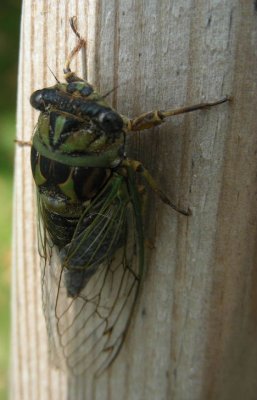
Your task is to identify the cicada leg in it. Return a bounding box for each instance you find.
[122,159,191,216]
[63,16,87,82]
[121,97,231,214]
[137,183,148,216]
[14,139,32,146]
[124,96,230,131]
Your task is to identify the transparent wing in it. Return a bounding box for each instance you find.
[37,174,143,377]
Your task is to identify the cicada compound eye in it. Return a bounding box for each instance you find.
[30,90,45,111]
[98,111,124,134]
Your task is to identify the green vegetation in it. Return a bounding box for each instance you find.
[0,114,14,400]
[0,3,21,399]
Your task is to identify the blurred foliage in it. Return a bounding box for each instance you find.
[0,2,21,112]
[0,1,21,399]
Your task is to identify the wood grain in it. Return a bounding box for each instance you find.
[12,1,257,399]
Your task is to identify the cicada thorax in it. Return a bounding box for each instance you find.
[30,78,129,297]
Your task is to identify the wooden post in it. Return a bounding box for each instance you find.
[12,1,257,399]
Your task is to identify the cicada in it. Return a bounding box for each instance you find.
[30,17,229,377]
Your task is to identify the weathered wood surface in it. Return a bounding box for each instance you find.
[12,1,257,399]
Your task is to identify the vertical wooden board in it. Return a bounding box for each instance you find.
[199,3,257,399]
[12,1,257,399]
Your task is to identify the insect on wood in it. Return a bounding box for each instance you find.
[29,17,229,377]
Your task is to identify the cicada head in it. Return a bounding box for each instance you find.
[30,78,125,170]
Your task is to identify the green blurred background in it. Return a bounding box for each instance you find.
[0,2,21,399]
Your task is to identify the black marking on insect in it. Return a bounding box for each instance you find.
[30,17,230,377]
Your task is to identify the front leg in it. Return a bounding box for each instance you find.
[123,96,230,132]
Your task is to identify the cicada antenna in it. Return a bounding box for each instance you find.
[101,85,119,99]
[64,16,87,82]
[47,65,60,83]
